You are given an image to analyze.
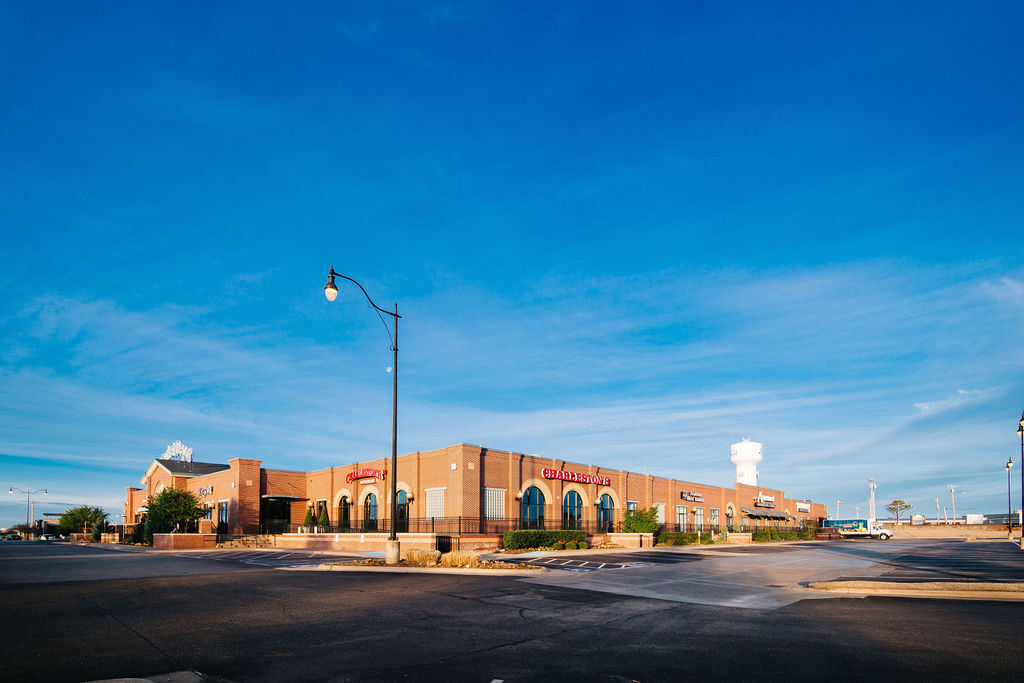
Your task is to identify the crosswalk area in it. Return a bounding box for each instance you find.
[504,550,703,573]
[172,550,361,568]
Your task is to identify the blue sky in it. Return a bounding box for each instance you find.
[2,3,1023,527]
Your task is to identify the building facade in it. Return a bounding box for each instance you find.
[125,443,826,537]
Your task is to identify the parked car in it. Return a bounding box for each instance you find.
[5,533,23,541]
[39,533,57,541]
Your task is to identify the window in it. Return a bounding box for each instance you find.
[710,508,719,530]
[316,498,328,525]
[653,502,665,524]
[217,500,229,534]
[521,486,545,529]
[363,493,378,530]
[597,493,614,532]
[676,505,687,532]
[337,496,351,528]
[563,491,582,530]
[627,500,638,512]
[203,504,213,521]
[483,487,505,520]
[396,490,409,533]
[694,507,704,533]
[425,487,445,519]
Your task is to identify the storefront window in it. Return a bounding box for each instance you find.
[710,508,719,530]
[338,496,351,529]
[363,493,378,531]
[676,505,687,532]
[562,491,582,530]
[521,487,545,529]
[597,493,614,532]
[396,490,408,533]
[694,507,704,533]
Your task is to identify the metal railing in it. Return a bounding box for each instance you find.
[268,516,628,536]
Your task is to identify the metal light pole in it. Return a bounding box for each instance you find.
[1006,459,1014,540]
[324,266,402,565]
[8,487,47,536]
[1018,410,1024,550]
[869,479,877,521]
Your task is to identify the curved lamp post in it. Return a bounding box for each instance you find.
[324,266,402,565]
[1007,459,1014,540]
[9,486,47,535]
[1018,411,1024,550]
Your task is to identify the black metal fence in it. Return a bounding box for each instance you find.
[265,516,629,536]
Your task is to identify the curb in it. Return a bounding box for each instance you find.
[298,563,548,576]
[808,580,1024,600]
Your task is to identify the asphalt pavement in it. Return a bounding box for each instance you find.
[2,539,1023,681]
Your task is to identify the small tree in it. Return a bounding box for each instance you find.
[144,489,205,544]
[58,505,108,537]
[302,506,315,529]
[623,506,660,533]
[317,505,330,529]
[886,499,912,524]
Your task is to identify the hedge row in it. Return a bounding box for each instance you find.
[752,528,816,542]
[503,529,587,549]
[657,532,713,545]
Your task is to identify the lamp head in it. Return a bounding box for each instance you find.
[324,267,339,302]
[7,487,11,495]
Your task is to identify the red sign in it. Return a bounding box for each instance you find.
[542,468,610,486]
[346,468,386,484]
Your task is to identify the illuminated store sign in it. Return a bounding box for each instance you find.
[346,468,386,484]
[754,493,776,508]
[543,469,611,486]
[680,491,704,502]
[199,486,214,497]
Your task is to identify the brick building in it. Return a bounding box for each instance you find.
[124,443,826,539]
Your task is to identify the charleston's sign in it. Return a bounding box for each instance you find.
[542,469,610,486]
[346,468,386,484]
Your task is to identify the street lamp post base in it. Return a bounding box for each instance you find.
[386,539,401,565]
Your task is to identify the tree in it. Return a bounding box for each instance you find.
[58,505,108,536]
[623,506,660,533]
[886,499,912,524]
[302,506,315,529]
[144,489,205,543]
[317,505,330,528]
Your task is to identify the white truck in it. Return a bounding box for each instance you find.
[822,518,894,539]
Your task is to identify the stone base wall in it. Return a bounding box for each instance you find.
[725,532,752,544]
[606,533,655,548]
[276,533,439,557]
[152,533,218,549]
[454,535,503,552]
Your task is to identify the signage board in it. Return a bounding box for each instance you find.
[542,468,611,486]
[796,502,811,514]
[198,486,214,497]
[346,468,386,484]
[680,491,704,502]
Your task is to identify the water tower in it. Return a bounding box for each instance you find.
[731,438,762,486]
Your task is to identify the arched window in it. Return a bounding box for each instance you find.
[563,491,582,530]
[363,493,378,531]
[597,493,614,532]
[396,490,409,533]
[521,486,545,529]
[337,496,351,530]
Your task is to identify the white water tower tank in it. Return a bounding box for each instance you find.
[731,438,763,486]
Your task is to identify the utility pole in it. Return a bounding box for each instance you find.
[948,484,957,524]
[943,505,948,523]
[934,497,940,524]
[869,479,877,520]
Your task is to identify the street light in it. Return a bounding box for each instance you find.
[1018,410,1024,550]
[1006,459,1014,540]
[323,266,402,565]
[9,487,47,535]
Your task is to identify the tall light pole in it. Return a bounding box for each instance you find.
[8,487,47,535]
[324,266,402,565]
[948,484,957,524]
[1018,410,1024,550]
[869,479,877,520]
[1006,459,1014,540]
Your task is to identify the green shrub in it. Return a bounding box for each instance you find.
[700,532,713,544]
[624,507,660,533]
[578,541,589,549]
[503,530,586,549]
[752,529,771,542]
[657,532,698,545]
[565,540,578,549]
